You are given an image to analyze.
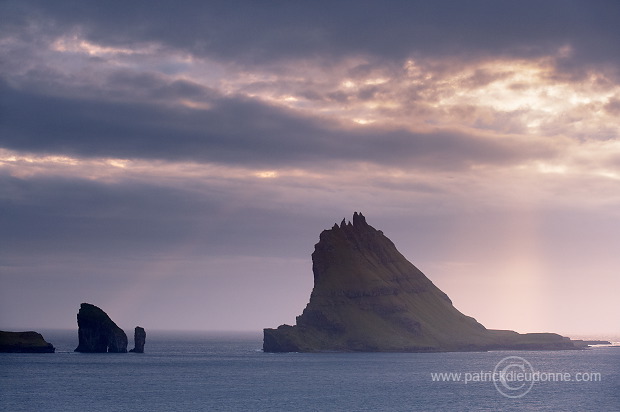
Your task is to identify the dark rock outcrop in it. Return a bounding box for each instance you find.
[0,331,55,353]
[264,212,582,352]
[129,326,146,353]
[74,303,128,353]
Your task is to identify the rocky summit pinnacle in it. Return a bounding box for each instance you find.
[263,212,580,352]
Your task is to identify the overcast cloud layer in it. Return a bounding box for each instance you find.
[1,1,619,338]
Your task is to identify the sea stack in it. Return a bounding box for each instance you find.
[129,326,146,353]
[263,212,580,352]
[74,303,128,353]
[0,331,55,353]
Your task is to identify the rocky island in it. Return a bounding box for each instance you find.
[75,303,128,353]
[0,331,55,353]
[264,212,582,352]
[129,326,146,353]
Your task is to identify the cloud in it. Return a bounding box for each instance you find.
[3,1,618,173]
[3,1,619,76]
[0,171,320,261]
[0,80,330,166]
[1,80,561,172]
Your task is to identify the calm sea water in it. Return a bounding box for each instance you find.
[1,330,618,411]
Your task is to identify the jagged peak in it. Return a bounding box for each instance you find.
[333,212,368,230]
[352,211,367,227]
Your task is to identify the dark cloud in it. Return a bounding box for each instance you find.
[0,79,556,170]
[0,173,321,260]
[0,174,206,256]
[2,1,619,75]
[104,71,218,102]
[0,79,332,166]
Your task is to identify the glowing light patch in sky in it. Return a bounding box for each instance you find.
[38,34,620,145]
[255,171,278,178]
[52,35,155,56]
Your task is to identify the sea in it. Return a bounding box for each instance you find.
[1,330,618,412]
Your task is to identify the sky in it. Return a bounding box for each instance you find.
[1,0,619,338]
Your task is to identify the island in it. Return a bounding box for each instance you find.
[0,331,55,353]
[264,212,584,352]
[75,303,128,353]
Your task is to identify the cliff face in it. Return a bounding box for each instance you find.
[74,303,128,353]
[264,212,579,352]
[0,331,55,353]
